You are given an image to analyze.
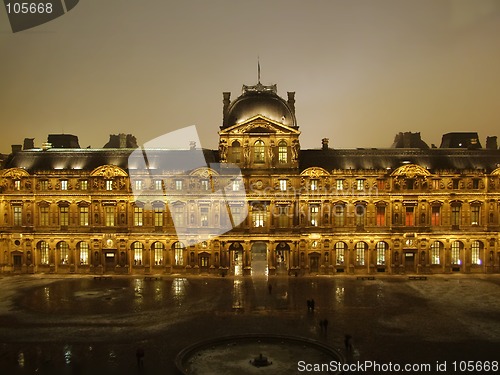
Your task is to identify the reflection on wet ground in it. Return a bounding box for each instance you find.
[0,274,499,374]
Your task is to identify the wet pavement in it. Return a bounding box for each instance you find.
[0,273,499,374]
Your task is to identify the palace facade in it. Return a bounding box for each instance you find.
[1,80,500,276]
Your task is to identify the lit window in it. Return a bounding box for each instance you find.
[106,180,113,191]
[336,179,343,191]
[61,180,68,190]
[58,241,69,264]
[278,141,287,163]
[155,180,163,191]
[310,205,319,226]
[232,140,241,163]
[334,205,345,226]
[175,180,183,190]
[356,179,364,191]
[232,180,240,191]
[105,206,115,226]
[335,242,345,265]
[430,241,441,265]
[471,241,482,265]
[431,206,441,226]
[14,180,21,190]
[376,206,386,226]
[376,242,386,265]
[405,206,414,226]
[40,180,48,190]
[80,180,88,190]
[310,179,318,191]
[471,205,480,225]
[134,180,143,190]
[201,179,209,191]
[13,206,22,226]
[174,241,184,266]
[253,205,265,227]
[200,207,209,227]
[39,241,49,265]
[134,206,143,226]
[40,206,49,226]
[59,206,69,226]
[80,206,89,226]
[79,242,89,265]
[133,242,143,265]
[279,179,287,191]
[451,241,462,265]
[254,140,265,163]
[356,242,366,266]
[153,242,164,265]
[154,207,164,227]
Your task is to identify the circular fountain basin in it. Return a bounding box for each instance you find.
[175,334,344,375]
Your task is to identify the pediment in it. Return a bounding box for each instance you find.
[219,115,300,136]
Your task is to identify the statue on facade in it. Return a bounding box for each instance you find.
[218,139,228,162]
[268,141,275,166]
[243,140,251,166]
[291,140,300,162]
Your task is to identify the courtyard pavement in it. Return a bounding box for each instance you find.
[0,272,498,374]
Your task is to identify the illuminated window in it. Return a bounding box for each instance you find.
[79,242,89,265]
[201,179,209,191]
[431,206,441,226]
[432,179,440,190]
[134,207,143,226]
[336,179,343,191]
[40,180,48,190]
[106,180,113,191]
[200,257,209,267]
[200,207,209,227]
[14,180,21,190]
[279,179,287,191]
[174,241,184,266]
[232,140,241,163]
[133,242,143,265]
[376,206,386,226]
[154,207,163,227]
[232,180,240,191]
[39,241,49,265]
[175,180,183,190]
[405,206,414,226]
[335,242,345,265]
[153,242,164,265]
[376,242,386,265]
[278,141,287,163]
[253,205,265,228]
[79,206,89,226]
[471,205,480,225]
[40,206,49,226]
[356,179,364,191]
[80,180,88,190]
[59,206,69,226]
[310,205,319,226]
[58,241,69,264]
[310,179,318,191]
[134,180,143,190]
[254,140,265,163]
[105,206,115,226]
[451,241,462,265]
[471,241,482,265]
[334,204,345,226]
[13,206,22,226]
[430,241,442,265]
[155,180,163,190]
[356,242,366,266]
[61,180,68,191]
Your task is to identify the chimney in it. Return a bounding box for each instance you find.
[11,144,22,153]
[322,138,329,151]
[486,136,498,150]
[222,92,231,125]
[287,92,296,114]
[23,138,35,150]
[119,133,127,148]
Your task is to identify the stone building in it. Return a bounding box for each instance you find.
[1,80,500,276]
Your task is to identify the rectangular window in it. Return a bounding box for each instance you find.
[60,206,69,226]
[405,207,414,226]
[336,179,343,191]
[106,180,113,191]
[452,180,459,189]
[61,180,68,191]
[232,180,240,191]
[355,205,365,227]
[174,206,185,226]
[200,207,209,227]
[279,179,287,191]
[175,247,183,266]
[40,180,48,190]
[155,180,163,191]
[376,245,386,265]
[134,180,143,190]
[335,245,345,265]
[451,205,461,226]
[356,179,364,191]
[230,206,243,227]
[40,243,49,265]
[451,243,460,265]
[376,206,386,226]
[334,205,344,226]
[79,206,89,226]
[154,247,163,265]
[40,206,49,226]
[79,243,89,265]
[154,207,164,227]
[13,206,22,226]
[310,179,318,191]
[105,206,115,226]
[471,242,481,265]
[134,248,143,265]
[472,179,480,189]
[14,180,21,190]
[310,205,319,226]
[471,205,480,225]
[253,208,265,228]
[80,180,88,190]
[201,179,209,191]
[432,179,440,190]
[134,207,143,226]
[356,246,365,266]
[175,180,183,190]
[377,179,385,191]
[431,206,441,226]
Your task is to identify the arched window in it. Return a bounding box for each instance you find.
[232,140,241,163]
[38,241,49,265]
[335,242,346,265]
[153,242,164,265]
[430,241,443,265]
[278,140,287,163]
[451,241,463,265]
[254,140,265,163]
[78,242,89,265]
[133,242,143,265]
[58,241,69,264]
[376,242,387,265]
[355,242,367,266]
[173,241,184,266]
[471,240,483,265]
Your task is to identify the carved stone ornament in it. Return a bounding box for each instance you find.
[0,168,30,179]
[300,167,330,178]
[391,164,431,178]
[90,165,128,178]
[189,167,219,178]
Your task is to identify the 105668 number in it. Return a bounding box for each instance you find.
[6,2,53,14]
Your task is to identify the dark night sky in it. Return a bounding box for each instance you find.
[1,0,499,153]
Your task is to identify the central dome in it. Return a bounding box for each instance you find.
[222,83,297,129]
